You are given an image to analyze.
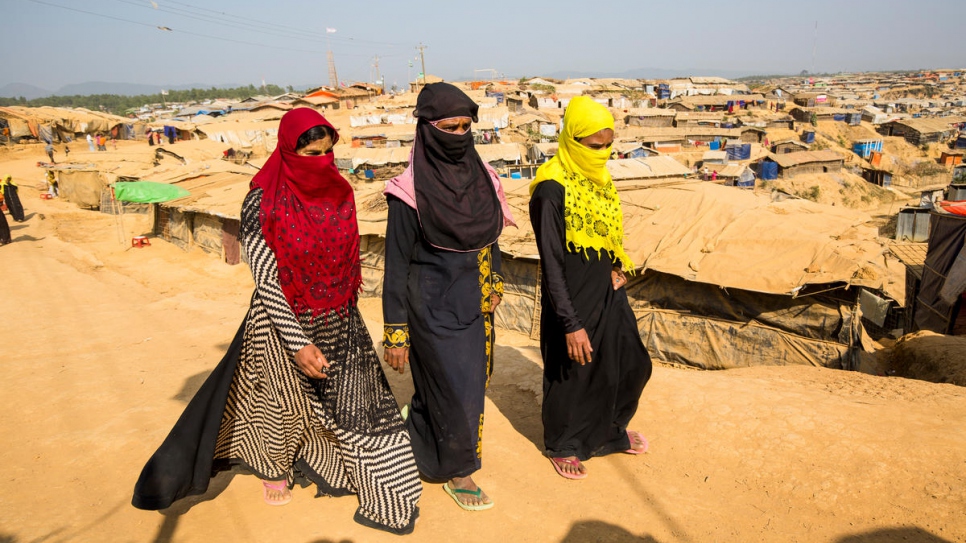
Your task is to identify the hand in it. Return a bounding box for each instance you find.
[565,328,593,365]
[295,344,330,379]
[384,346,410,374]
[486,293,502,313]
[611,267,627,290]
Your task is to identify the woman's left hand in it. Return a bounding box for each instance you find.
[487,293,502,313]
[611,267,627,290]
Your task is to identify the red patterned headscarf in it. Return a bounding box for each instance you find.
[250,108,361,317]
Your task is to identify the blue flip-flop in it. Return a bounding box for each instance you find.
[443,482,494,511]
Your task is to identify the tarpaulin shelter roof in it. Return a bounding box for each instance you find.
[162,171,255,219]
[357,177,903,300]
[475,143,525,163]
[768,150,845,168]
[334,146,411,169]
[608,156,693,180]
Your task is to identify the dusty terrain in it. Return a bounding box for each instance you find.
[1,152,965,543]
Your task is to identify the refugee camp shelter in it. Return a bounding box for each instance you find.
[529,142,558,163]
[862,167,894,187]
[771,139,810,154]
[333,146,410,181]
[607,156,692,182]
[51,165,107,209]
[765,150,845,178]
[789,106,854,123]
[0,106,133,143]
[908,210,966,335]
[878,118,962,146]
[475,143,526,169]
[354,179,902,370]
[196,120,280,155]
[624,109,676,127]
[291,96,341,110]
[350,124,415,148]
[672,111,725,128]
[153,171,253,264]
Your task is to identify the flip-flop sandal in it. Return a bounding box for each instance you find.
[624,430,649,455]
[443,482,494,511]
[262,479,292,506]
[550,457,587,480]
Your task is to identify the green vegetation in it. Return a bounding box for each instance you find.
[0,84,290,115]
[809,113,818,127]
[909,160,947,177]
[810,139,830,151]
[529,83,556,94]
[797,185,822,201]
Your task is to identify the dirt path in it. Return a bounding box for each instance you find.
[1,158,964,542]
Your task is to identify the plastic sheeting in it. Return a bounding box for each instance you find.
[759,161,779,180]
[914,212,966,334]
[114,181,190,203]
[725,143,751,160]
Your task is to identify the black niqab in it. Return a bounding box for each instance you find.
[412,83,502,252]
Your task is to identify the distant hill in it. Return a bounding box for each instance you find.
[0,82,52,100]
[54,81,246,97]
[0,81,259,100]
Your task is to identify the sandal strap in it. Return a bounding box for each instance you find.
[551,457,581,467]
[262,480,288,490]
[449,486,483,497]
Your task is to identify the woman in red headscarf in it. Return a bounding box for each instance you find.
[133,108,422,535]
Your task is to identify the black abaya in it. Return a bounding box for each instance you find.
[0,207,10,244]
[3,183,24,222]
[530,180,652,461]
[382,196,503,481]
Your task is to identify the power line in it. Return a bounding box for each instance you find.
[157,0,411,48]
[29,0,408,59]
[27,0,384,57]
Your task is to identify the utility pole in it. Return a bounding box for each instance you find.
[326,27,339,88]
[416,43,428,90]
[811,21,818,78]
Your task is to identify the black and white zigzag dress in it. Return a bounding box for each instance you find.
[133,190,422,535]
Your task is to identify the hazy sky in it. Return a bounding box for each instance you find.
[3,0,966,92]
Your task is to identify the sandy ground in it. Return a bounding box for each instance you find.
[2,153,966,543]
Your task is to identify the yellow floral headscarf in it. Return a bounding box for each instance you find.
[529,96,634,271]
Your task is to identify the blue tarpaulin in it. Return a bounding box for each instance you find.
[726,143,752,160]
[759,162,779,180]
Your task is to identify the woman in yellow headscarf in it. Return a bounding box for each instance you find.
[529,96,652,479]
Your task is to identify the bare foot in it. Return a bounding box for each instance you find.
[551,456,587,478]
[262,479,292,506]
[448,475,491,508]
[626,430,649,454]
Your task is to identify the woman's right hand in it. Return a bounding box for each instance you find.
[384,346,410,374]
[565,329,593,365]
[295,344,330,379]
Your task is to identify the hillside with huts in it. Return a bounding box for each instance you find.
[4,70,966,384]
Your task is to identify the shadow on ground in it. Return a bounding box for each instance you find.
[836,527,954,543]
[560,520,661,542]
[151,470,237,543]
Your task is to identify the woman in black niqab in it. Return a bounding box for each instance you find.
[382,82,515,511]
[411,83,502,252]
